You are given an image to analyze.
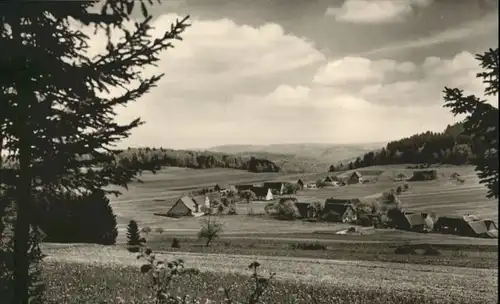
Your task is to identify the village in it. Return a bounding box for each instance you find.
[159,169,498,239]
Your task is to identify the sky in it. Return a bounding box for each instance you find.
[85,0,498,149]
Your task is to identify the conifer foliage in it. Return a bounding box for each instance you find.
[0,1,189,303]
[443,48,499,199]
[126,220,144,252]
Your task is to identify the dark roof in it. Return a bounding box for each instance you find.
[325,198,357,205]
[174,196,197,212]
[350,171,362,178]
[215,183,230,189]
[236,184,254,189]
[297,179,304,184]
[263,182,285,189]
[251,186,270,197]
[323,203,353,216]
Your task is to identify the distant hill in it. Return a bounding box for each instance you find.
[208,143,384,165]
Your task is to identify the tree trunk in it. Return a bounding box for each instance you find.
[12,18,34,303]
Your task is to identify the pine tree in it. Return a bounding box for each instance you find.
[0,1,189,302]
[126,220,141,247]
[443,48,499,199]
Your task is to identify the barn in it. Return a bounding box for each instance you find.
[235,184,254,192]
[391,212,434,233]
[347,171,363,184]
[165,196,202,217]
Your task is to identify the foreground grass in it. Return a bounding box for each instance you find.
[42,260,495,304]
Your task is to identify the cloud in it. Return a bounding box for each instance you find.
[312,57,416,85]
[76,13,494,149]
[326,0,432,24]
[356,12,498,56]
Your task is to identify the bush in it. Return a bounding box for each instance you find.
[198,217,223,247]
[264,202,277,216]
[35,190,118,245]
[275,200,300,220]
[403,183,409,190]
[396,186,403,195]
[289,241,326,251]
[423,246,441,256]
[227,204,237,215]
[394,245,417,255]
[171,238,181,248]
[154,227,164,234]
[141,226,152,235]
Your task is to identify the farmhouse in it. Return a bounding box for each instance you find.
[263,182,286,195]
[251,186,274,201]
[391,212,434,233]
[434,216,496,238]
[408,170,437,181]
[347,171,363,184]
[322,202,357,223]
[165,196,203,217]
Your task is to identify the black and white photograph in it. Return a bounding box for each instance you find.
[0,0,498,303]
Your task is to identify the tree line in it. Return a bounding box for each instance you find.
[329,122,478,172]
[116,147,281,173]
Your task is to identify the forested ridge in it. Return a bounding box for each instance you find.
[331,122,481,171]
[115,147,281,173]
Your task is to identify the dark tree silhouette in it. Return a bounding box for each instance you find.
[0,1,189,302]
[443,48,499,199]
[126,220,141,247]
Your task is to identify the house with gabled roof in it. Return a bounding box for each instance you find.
[296,178,305,189]
[322,202,357,223]
[166,196,202,217]
[347,171,363,184]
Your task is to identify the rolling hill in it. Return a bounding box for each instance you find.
[207,143,385,165]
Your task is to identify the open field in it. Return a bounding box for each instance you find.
[41,244,497,304]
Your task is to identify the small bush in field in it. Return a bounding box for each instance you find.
[154,227,164,234]
[423,246,441,256]
[289,241,326,251]
[396,186,403,195]
[394,245,417,255]
[171,238,181,248]
[403,183,409,190]
[227,205,237,215]
[141,226,152,235]
[198,217,223,247]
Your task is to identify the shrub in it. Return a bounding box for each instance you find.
[423,246,441,256]
[154,227,164,234]
[35,190,118,245]
[198,217,223,247]
[275,200,300,220]
[403,183,409,190]
[396,186,403,195]
[171,238,181,248]
[227,204,237,215]
[306,201,324,218]
[394,245,417,255]
[289,241,327,251]
[264,202,277,216]
[141,226,152,235]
